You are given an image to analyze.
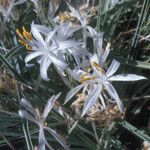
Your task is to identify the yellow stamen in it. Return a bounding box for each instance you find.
[16,26,32,50]
[18,39,27,46]
[25,44,32,50]
[80,76,96,83]
[80,73,88,80]
[18,39,32,50]
[79,73,96,83]
[16,29,24,39]
[22,26,32,41]
[93,62,105,75]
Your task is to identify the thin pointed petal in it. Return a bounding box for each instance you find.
[106,59,120,77]
[45,127,70,150]
[81,84,102,117]
[108,74,147,81]
[101,42,111,66]
[31,23,46,47]
[25,51,43,64]
[58,41,81,50]
[43,93,61,119]
[20,98,37,117]
[64,84,85,104]
[104,82,124,112]
[40,56,51,81]
[18,110,39,125]
[38,127,46,150]
[49,54,67,70]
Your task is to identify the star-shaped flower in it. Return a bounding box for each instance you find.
[19,93,70,150]
[65,54,146,117]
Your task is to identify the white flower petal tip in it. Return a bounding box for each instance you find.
[64,84,85,105]
[81,85,102,117]
[108,74,147,81]
[43,93,61,119]
[18,110,25,118]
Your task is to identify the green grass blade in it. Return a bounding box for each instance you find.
[119,121,150,142]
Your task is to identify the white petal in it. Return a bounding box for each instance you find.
[90,54,99,64]
[64,84,85,104]
[18,110,39,125]
[25,51,43,63]
[87,26,103,52]
[32,24,50,35]
[63,25,81,38]
[58,41,81,50]
[31,23,46,47]
[101,42,111,66]
[45,127,70,150]
[108,74,147,81]
[49,54,67,70]
[40,56,51,81]
[105,59,120,77]
[104,82,124,112]
[67,68,86,81]
[81,84,102,117]
[38,127,46,150]
[45,27,58,43]
[20,98,37,117]
[90,54,104,77]
[43,93,61,119]
[99,94,106,109]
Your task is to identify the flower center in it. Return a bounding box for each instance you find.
[79,73,96,83]
[16,27,32,50]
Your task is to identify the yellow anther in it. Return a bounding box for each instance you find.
[80,73,88,80]
[93,62,105,75]
[16,29,24,39]
[79,73,96,83]
[80,76,96,83]
[16,26,32,50]
[25,44,32,50]
[22,26,32,41]
[18,39,32,50]
[18,39,27,46]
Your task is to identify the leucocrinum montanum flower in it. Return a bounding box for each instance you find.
[64,54,146,117]
[19,93,70,150]
[16,22,88,81]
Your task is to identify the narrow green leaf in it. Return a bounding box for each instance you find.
[119,121,150,142]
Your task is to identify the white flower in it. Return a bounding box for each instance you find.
[66,2,96,48]
[65,54,146,117]
[19,93,70,150]
[16,23,87,80]
[0,0,26,22]
[16,23,69,81]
